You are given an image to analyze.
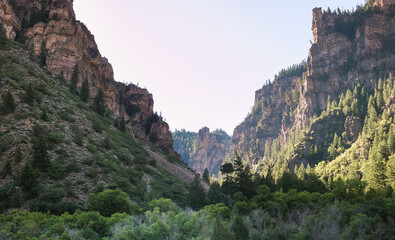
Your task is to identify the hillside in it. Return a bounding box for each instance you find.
[230,0,395,187]
[0,0,206,212]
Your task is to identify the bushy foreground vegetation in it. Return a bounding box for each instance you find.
[0,183,393,240]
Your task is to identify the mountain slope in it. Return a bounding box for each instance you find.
[230,0,395,188]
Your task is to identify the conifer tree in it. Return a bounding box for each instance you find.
[80,78,90,102]
[69,65,78,95]
[202,168,210,182]
[25,82,36,104]
[32,137,50,171]
[93,88,106,115]
[41,108,48,122]
[1,91,16,114]
[232,216,249,240]
[0,23,7,49]
[207,182,223,204]
[220,163,234,182]
[119,115,126,132]
[19,163,38,198]
[39,40,47,67]
[1,161,12,178]
[187,174,206,210]
[15,146,22,162]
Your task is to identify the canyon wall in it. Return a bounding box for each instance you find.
[1,0,174,151]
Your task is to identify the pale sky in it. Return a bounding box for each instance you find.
[74,0,364,135]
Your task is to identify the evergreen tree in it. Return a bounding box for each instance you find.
[119,115,126,132]
[41,108,48,122]
[103,136,111,150]
[220,163,234,182]
[39,40,47,67]
[1,161,12,178]
[25,82,36,104]
[202,168,210,182]
[15,146,22,162]
[187,175,206,210]
[207,182,224,204]
[1,91,16,114]
[0,22,7,49]
[231,216,249,240]
[93,88,106,115]
[233,153,255,198]
[32,137,50,171]
[263,166,276,191]
[212,218,234,240]
[80,78,90,102]
[69,65,78,95]
[19,163,38,199]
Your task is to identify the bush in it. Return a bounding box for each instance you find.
[87,189,134,217]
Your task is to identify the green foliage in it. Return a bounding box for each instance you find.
[187,175,206,210]
[119,115,126,132]
[32,136,50,171]
[18,163,39,199]
[93,88,106,115]
[80,78,90,102]
[69,65,78,95]
[87,189,134,217]
[203,168,210,182]
[0,23,7,50]
[1,91,16,114]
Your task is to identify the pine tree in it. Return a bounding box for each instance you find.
[32,137,50,171]
[80,78,90,102]
[220,163,234,182]
[93,88,106,115]
[41,108,48,122]
[69,65,78,95]
[39,40,47,67]
[0,23,7,49]
[25,82,36,104]
[207,182,224,204]
[1,91,16,114]
[119,115,126,132]
[15,146,22,162]
[202,168,210,182]
[232,216,249,240]
[233,153,254,198]
[187,174,206,210]
[1,161,12,178]
[19,163,39,198]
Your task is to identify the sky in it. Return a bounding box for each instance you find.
[74,0,365,135]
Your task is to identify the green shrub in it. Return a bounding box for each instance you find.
[87,189,134,217]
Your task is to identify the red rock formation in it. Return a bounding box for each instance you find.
[191,127,231,175]
[0,0,21,39]
[232,2,395,165]
[6,0,174,151]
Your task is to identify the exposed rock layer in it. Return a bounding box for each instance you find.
[6,0,173,151]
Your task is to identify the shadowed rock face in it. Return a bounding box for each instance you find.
[5,0,174,151]
[232,3,395,165]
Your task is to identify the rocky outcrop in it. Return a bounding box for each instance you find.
[232,1,395,166]
[173,128,231,176]
[0,0,21,39]
[6,0,174,151]
[344,116,363,143]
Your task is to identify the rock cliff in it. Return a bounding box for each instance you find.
[232,0,395,168]
[2,0,174,151]
[173,128,231,176]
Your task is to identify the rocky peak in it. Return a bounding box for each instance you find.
[3,0,174,152]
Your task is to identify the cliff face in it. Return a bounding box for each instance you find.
[173,128,231,176]
[3,0,173,151]
[232,1,395,167]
